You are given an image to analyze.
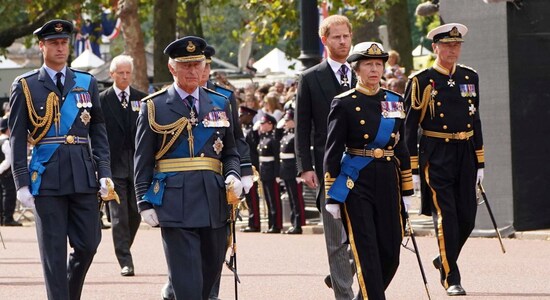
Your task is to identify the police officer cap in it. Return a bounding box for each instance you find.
[239,105,257,116]
[260,114,277,125]
[427,23,468,43]
[164,36,206,63]
[0,118,7,132]
[34,19,74,40]
[204,45,216,64]
[347,42,389,64]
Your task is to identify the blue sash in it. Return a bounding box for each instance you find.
[327,91,399,203]
[143,91,228,206]
[29,73,91,195]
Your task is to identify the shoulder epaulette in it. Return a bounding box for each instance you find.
[203,87,228,99]
[14,69,39,82]
[334,88,356,99]
[407,68,429,80]
[214,83,233,94]
[457,64,478,73]
[141,88,167,102]
[70,68,93,76]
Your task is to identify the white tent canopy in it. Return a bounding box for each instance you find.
[71,49,105,70]
[412,45,432,56]
[253,48,303,75]
[0,56,21,69]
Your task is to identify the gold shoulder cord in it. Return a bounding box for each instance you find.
[21,78,60,144]
[146,100,194,160]
[409,77,434,123]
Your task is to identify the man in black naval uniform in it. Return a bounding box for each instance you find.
[239,106,261,232]
[100,54,148,277]
[134,36,242,300]
[258,114,282,233]
[279,104,305,234]
[404,23,485,296]
[9,19,113,300]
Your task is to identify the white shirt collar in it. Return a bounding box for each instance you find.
[113,85,130,100]
[43,64,67,83]
[327,57,351,78]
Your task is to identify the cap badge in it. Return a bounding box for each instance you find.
[450,26,460,37]
[187,41,196,52]
[54,23,63,32]
[367,43,382,55]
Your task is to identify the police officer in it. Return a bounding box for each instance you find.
[9,19,113,300]
[258,114,282,233]
[134,36,242,300]
[404,23,484,296]
[279,104,305,234]
[239,106,261,232]
[324,42,414,300]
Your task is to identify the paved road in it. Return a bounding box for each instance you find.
[1,224,550,300]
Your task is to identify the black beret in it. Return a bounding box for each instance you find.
[34,19,73,40]
[164,36,206,62]
[260,114,277,125]
[239,106,257,116]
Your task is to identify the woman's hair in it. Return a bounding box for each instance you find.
[263,92,281,112]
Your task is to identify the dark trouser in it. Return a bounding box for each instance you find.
[34,193,101,300]
[262,179,281,230]
[245,182,260,228]
[421,141,477,288]
[343,160,403,300]
[162,226,227,300]
[0,172,16,222]
[109,176,141,268]
[283,179,305,228]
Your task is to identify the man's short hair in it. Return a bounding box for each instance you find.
[110,55,134,73]
[318,15,352,38]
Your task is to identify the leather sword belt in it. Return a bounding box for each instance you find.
[156,157,222,174]
[259,156,275,162]
[423,130,474,140]
[37,135,89,145]
[280,153,295,159]
[346,147,394,159]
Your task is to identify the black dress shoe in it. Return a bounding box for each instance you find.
[161,281,175,300]
[446,284,466,296]
[101,220,111,230]
[324,274,333,289]
[3,220,22,226]
[264,227,281,234]
[285,227,303,234]
[240,226,260,232]
[121,266,134,276]
[433,256,446,287]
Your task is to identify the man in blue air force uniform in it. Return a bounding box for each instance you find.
[9,19,113,300]
[134,36,242,300]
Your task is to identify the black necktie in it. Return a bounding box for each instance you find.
[339,65,350,91]
[56,72,64,94]
[120,91,128,109]
[185,95,198,116]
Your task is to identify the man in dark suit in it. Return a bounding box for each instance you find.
[100,54,147,277]
[134,36,242,300]
[9,19,113,300]
[295,14,356,299]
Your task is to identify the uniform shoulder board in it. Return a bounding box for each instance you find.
[381,88,402,100]
[407,68,429,80]
[14,69,39,82]
[203,87,228,99]
[334,88,356,99]
[457,64,478,74]
[141,87,167,102]
[214,83,233,94]
[70,68,93,76]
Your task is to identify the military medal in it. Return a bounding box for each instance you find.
[346,177,354,189]
[189,110,198,126]
[131,101,141,112]
[469,104,476,115]
[80,109,91,125]
[213,137,224,155]
[202,111,230,127]
[447,78,455,87]
[380,101,405,119]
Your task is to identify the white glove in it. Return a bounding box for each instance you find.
[140,209,159,227]
[17,186,35,208]
[99,178,114,197]
[325,203,341,219]
[402,196,412,212]
[241,175,254,194]
[476,168,484,185]
[412,174,421,192]
[295,177,303,184]
[225,174,243,198]
[275,177,282,184]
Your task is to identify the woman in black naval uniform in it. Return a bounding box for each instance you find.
[323,42,414,300]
